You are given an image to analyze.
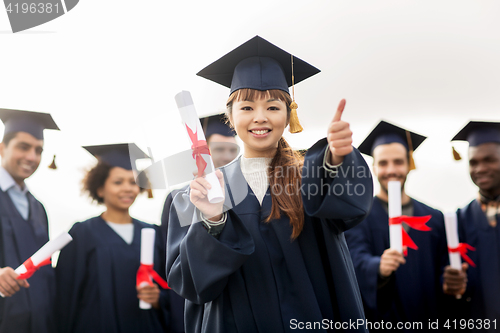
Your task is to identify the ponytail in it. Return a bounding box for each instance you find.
[266,137,304,240]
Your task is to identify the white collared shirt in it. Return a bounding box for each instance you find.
[0,167,29,220]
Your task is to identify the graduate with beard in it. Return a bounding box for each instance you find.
[345,121,449,332]
[445,121,500,329]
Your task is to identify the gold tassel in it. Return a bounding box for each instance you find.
[408,150,416,171]
[48,155,57,170]
[147,188,153,199]
[452,146,462,161]
[405,131,416,171]
[289,101,303,133]
[288,55,303,134]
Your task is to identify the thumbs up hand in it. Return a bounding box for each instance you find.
[327,99,353,165]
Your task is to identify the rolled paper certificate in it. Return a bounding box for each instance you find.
[138,228,155,310]
[0,232,73,298]
[16,232,73,278]
[388,181,403,253]
[444,212,462,270]
[175,90,224,204]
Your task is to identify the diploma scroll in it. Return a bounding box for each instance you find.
[388,181,403,253]
[444,212,476,270]
[175,90,224,204]
[444,212,462,270]
[138,228,155,310]
[0,232,73,298]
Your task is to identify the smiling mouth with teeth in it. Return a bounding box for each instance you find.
[251,130,270,135]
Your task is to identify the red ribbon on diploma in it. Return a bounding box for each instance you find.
[186,124,210,177]
[16,257,52,280]
[448,243,476,268]
[136,264,170,289]
[389,215,432,256]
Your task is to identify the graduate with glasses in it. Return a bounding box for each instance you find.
[166,36,373,333]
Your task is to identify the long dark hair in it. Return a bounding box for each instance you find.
[226,89,305,239]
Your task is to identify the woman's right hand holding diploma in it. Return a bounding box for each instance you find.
[0,267,29,297]
[190,169,225,222]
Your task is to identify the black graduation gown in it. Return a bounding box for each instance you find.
[457,199,500,328]
[345,196,449,331]
[0,189,55,333]
[55,216,170,333]
[167,138,373,333]
[160,190,186,333]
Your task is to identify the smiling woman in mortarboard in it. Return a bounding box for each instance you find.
[166,36,374,333]
[54,144,172,333]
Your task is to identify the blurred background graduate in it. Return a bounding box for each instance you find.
[160,113,237,333]
[54,144,171,333]
[345,121,449,331]
[0,109,59,333]
[445,121,500,329]
[166,36,373,333]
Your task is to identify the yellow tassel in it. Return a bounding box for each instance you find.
[452,146,462,161]
[48,155,57,170]
[147,188,153,199]
[408,150,416,171]
[289,101,303,133]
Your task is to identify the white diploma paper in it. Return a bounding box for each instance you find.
[175,90,224,204]
[139,228,155,310]
[15,232,73,275]
[444,212,462,270]
[388,181,403,253]
[0,232,72,298]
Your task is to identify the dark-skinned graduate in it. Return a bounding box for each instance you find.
[0,109,59,333]
[166,36,373,333]
[55,144,171,333]
[444,121,500,331]
[345,120,449,332]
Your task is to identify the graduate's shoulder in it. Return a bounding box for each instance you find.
[219,155,241,175]
[26,191,47,211]
[410,197,445,231]
[133,218,161,231]
[456,198,479,219]
[411,198,443,216]
[66,216,104,240]
[458,198,477,212]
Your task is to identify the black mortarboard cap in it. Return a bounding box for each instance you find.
[83,143,150,170]
[358,120,427,157]
[451,121,500,146]
[0,108,59,140]
[197,36,320,95]
[200,113,235,139]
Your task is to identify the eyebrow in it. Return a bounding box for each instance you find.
[267,98,279,102]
